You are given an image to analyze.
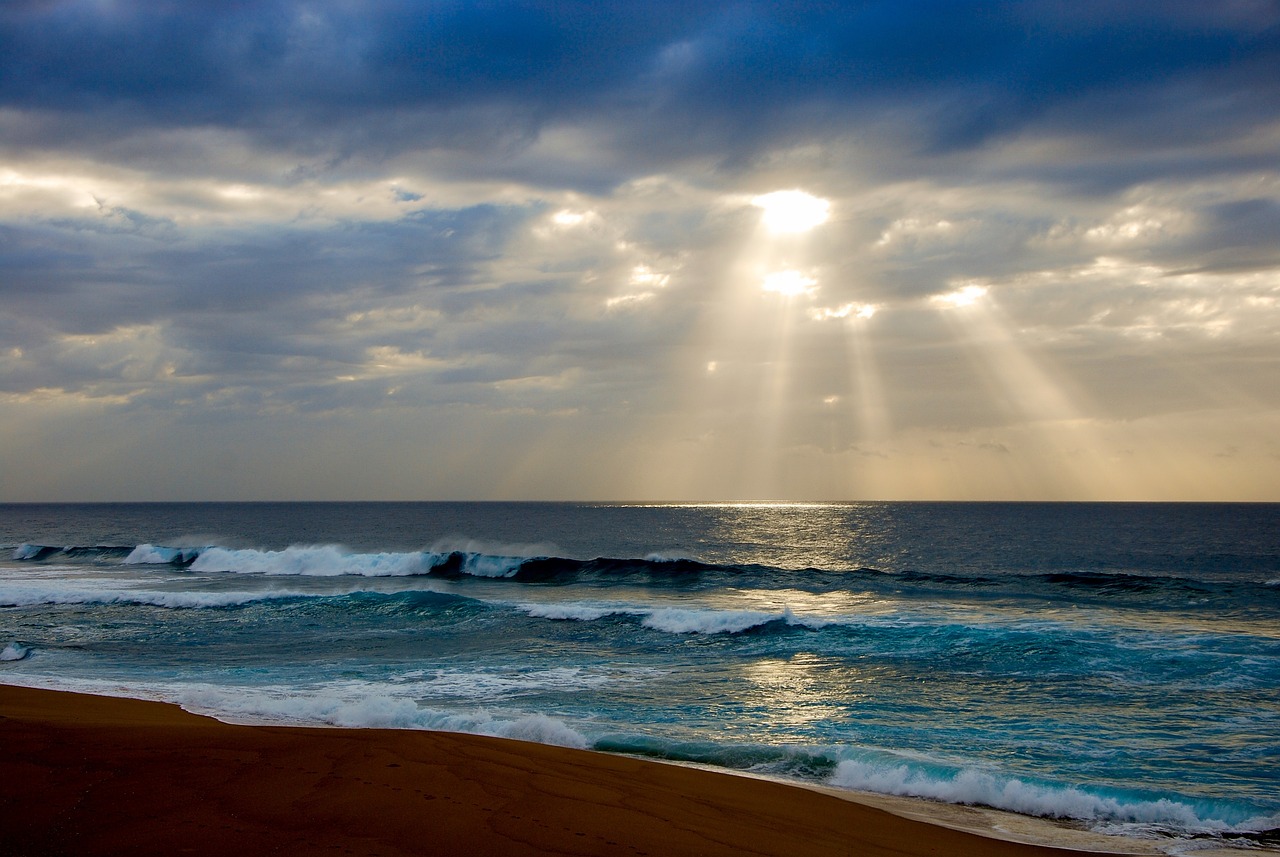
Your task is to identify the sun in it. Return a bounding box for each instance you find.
[752,190,831,234]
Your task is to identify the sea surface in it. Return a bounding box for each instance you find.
[3,502,1278,848]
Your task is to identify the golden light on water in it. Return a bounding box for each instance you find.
[740,653,880,730]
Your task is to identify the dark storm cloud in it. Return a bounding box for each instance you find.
[3,1,1275,175]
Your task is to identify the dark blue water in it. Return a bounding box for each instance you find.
[3,502,1278,845]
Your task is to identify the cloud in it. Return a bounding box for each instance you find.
[1,1,1278,499]
[3,3,1276,170]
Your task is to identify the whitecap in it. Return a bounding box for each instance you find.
[457,553,525,578]
[516,602,622,622]
[12,544,49,560]
[189,545,435,576]
[124,544,203,565]
[641,607,780,635]
[1,642,31,661]
[829,757,1277,835]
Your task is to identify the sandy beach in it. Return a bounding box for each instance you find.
[0,684,1180,857]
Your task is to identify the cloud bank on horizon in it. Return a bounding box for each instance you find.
[2,0,1278,501]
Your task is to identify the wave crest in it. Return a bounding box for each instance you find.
[641,607,798,635]
[517,602,816,636]
[0,583,309,609]
[126,544,204,566]
[829,757,1277,835]
[1,642,32,661]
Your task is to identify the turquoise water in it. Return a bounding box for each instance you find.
[2,502,1278,846]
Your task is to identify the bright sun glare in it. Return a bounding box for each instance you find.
[752,190,831,234]
[933,284,989,308]
[761,269,818,297]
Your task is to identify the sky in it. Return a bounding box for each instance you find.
[2,1,1279,502]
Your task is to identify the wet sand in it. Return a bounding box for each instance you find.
[0,685,1174,856]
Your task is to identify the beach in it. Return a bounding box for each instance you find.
[0,684,1189,857]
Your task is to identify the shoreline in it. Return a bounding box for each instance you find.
[0,684,1269,857]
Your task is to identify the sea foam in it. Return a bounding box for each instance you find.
[829,757,1277,835]
[176,685,592,749]
[182,545,529,578]
[125,544,203,565]
[517,602,622,622]
[1,642,31,661]
[13,544,49,560]
[189,545,433,576]
[641,607,787,635]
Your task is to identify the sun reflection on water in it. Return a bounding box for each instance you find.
[742,653,876,731]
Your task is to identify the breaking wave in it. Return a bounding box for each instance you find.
[16,541,1278,611]
[125,545,204,565]
[829,756,1280,836]
[112,543,735,582]
[1,642,32,661]
[586,732,1280,837]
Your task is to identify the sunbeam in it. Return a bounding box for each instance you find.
[930,282,1129,498]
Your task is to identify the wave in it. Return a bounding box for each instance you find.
[516,602,815,635]
[185,545,451,576]
[640,606,808,635]
[891,566,1240,599]
[1,642,31,661]
[0,674,593,750]
[518,602,622,622]
[828,756,1280,836]
[0,583,313,610]
[17,542,1279,615]
[595,734,840,779]
[14,544,137,562]
[586,730,1280,837]
[125,544,204,566]
[1040,570,1219,597]
[120,542,731,582]
[174,685,592,749]
[505,555,730,581]
[388,666,629,701]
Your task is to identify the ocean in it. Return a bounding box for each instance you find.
[2,502,1277,848]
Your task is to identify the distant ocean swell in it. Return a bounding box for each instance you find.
[13,543,1280,605]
